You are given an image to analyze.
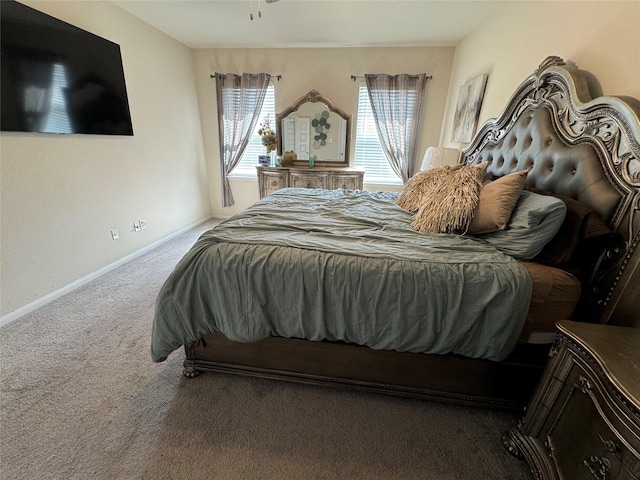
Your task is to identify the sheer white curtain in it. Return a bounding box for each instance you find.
[364,74,428,183]
[215,73,271,207]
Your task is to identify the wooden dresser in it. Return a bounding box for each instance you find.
[256,166,364,198]
[502,320,640,479]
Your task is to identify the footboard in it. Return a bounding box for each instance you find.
[183,333,550,410]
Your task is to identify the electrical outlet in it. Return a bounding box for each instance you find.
[133,221,141,232]
[111,229,119,240]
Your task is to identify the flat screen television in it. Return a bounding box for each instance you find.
[1,0,134,135]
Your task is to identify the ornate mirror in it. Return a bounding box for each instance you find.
[277,90,351,167]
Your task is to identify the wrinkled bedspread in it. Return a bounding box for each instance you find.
[151,188,533,362]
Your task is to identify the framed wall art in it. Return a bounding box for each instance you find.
[451,74,488,144]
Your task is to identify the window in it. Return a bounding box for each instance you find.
[43,64,72,133]
[353,84,403,185]
[228,83,275,177]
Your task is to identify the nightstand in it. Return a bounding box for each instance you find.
[502,320,640,479]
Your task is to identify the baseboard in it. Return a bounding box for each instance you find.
[0,216,219,329]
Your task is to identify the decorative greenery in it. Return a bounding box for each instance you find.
[258,116,277,154]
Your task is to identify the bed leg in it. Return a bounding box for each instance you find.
[501,427,525,458]
[182,361,200,378]
[183,344,201,378]
[183,368,200,378]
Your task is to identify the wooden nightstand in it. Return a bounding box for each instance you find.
[503,320,640,479]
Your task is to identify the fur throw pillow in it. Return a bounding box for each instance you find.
[396,164,463,213]
[411,162,488,234]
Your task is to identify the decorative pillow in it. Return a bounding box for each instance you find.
[412,162,488,234]
[396,164,462,213]
[468,169,529,234]
[534,194,611,268]
[475,190,567,260]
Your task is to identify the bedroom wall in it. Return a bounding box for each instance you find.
[440,1,640,149]
[0,1,211,322]
[192,47,455,218]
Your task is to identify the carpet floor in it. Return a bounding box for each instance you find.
[0,220,532,479]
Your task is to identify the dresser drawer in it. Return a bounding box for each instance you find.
[289,171,328,189]
[330,174,362,190]
[261,171,288,196]
[548,366,640,480]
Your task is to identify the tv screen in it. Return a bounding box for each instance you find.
[1,1,134,135]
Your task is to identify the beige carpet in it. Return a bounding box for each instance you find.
[0,220,532,479]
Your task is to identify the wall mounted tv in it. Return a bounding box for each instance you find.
[1,1,134,135]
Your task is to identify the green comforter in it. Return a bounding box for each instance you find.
[151,188,533,362]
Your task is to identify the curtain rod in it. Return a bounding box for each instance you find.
[350,74,432,82]
[210,74,282,81]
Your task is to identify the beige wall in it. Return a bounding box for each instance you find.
[0,1,211,320]
[440,1,640,149]
[193,47,455,217]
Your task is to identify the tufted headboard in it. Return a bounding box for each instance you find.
[461,56,640,325]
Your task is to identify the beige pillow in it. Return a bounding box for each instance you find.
[468,169,529,234]
[412,162,488,234]
[397,164,463,213]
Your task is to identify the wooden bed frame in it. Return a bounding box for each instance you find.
[183,57,640,410]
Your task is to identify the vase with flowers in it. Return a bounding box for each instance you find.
[257,116,277,166]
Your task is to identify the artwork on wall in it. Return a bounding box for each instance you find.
[451,74,488,144]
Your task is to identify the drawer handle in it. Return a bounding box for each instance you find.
[584,455,610,480]
[271,181,278,186]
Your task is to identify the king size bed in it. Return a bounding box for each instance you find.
[151,56,640,410]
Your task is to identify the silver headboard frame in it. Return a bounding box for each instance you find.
[461,56,639,325]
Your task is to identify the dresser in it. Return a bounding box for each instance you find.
[256,166,364,199]
[502,320,640,480]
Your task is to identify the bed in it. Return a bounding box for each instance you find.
[152,56,640,409]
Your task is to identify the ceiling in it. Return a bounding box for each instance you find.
[112,0,504,49]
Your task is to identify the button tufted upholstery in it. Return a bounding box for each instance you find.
[469,107,621,224]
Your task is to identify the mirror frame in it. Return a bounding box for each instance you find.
[277,89,351,167]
